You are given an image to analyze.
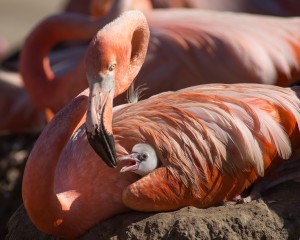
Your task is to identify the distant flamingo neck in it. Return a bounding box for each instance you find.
[19,0,128,112]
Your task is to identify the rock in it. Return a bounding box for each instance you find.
[5,181,300,240]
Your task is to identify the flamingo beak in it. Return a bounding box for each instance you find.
[119,153,140,173]
[86,84,117,168]
[86,116,117,168]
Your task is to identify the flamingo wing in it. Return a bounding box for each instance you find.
[113,84,300,211]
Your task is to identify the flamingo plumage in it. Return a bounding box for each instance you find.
[22,10,300,238]
[20,1,300,113]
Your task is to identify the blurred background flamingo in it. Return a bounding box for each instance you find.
[20,0,300,115]
[2,0,300,132]
[0,0,92,133]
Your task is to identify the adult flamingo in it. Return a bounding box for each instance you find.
[85,10,300,211]
[20,1,300,113]
[22,11,300,238]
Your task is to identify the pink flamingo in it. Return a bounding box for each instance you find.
[23,11,300,238]
[20,1,300,114]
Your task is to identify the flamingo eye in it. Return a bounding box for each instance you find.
[138,153,148,161]
[108,63,116,72]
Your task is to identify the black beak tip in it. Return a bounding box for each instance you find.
[107,157,117,168]
[86,130,118,168]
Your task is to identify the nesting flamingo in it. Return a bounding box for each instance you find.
[20,0,300,114]
[85,10,300,212]
[22,11,300,238]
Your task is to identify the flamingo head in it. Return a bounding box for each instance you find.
[85,11,150,168]
[119,143,159,176]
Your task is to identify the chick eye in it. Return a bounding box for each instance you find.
[138,153,148,161]
[108,63,116,72]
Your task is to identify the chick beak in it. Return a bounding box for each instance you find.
[119,153,140,173]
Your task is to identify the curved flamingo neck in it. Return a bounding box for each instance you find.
[86,10,150,98]
[114,11,150,97]
[22,92,88,237]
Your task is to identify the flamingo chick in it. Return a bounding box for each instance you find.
[119,143,159,176]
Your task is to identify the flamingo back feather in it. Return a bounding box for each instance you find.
[114,84,300,211]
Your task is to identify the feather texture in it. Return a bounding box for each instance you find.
[113,84,300,210]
